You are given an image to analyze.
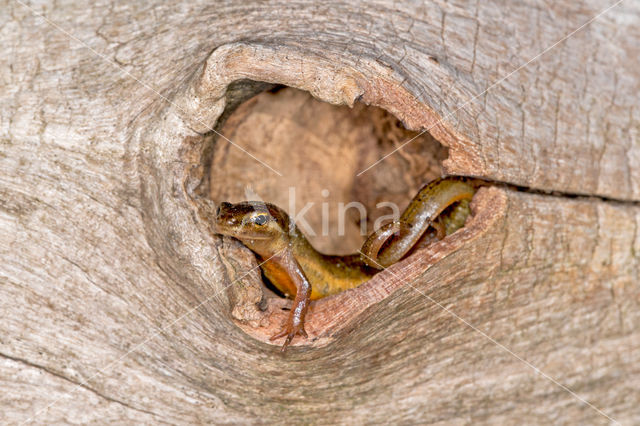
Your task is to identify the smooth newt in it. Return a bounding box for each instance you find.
[214,177,475,350]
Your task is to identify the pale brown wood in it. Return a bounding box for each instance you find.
[1,0,639,424]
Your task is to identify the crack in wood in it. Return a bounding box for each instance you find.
[0,351,162,419]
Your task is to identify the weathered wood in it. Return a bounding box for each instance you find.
[1,0,639,424]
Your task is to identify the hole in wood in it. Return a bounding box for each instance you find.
[135,42,499,350]
[203,85,495,348]
[204,86,448,253]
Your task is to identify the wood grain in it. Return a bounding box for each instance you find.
[1,0,639,423]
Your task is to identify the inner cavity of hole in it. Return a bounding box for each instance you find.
[205,86,448,255]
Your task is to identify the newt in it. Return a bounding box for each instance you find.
[214,177,475,350]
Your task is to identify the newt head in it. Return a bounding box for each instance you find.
[215,201,291,252]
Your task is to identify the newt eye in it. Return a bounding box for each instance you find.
[253,215,268,226]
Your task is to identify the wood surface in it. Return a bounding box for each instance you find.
[1,0,639,424]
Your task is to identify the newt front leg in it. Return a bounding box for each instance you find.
[266,249,311,350]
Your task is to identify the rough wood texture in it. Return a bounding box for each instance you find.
[1,0,639,424]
